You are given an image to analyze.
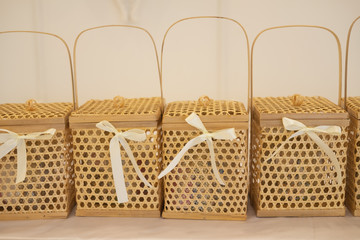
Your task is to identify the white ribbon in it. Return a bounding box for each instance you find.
[0,128,56,183]
[158,112,237,186]
[96,120,152,203]
[267,117,342,184]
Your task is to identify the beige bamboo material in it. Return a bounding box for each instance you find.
[251,25,343,107]
[250,25,348,217]
[0,31,76,220]
[160,16,250,221]
[343,16,360,217]
[70,26,163,218]
[0,31,75,109]
[160,16,251,112]
[72,25,163,110]
[344,16,360,105]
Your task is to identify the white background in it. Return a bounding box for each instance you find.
[0,0,359,107]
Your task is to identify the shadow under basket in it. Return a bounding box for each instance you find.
[0,102,75,220]
[161,100,249,220]
[69,97,163,217]
[345,97,360,216]
[250,96,349,217]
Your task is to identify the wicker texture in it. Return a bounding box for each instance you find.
[162,129,248,220]
[71,98,161,117]
[251,96,348,216]
[0,102,73,120]
[71,96,163,217]
[164,100,247,117]
[72,125,162,217]
[346,104,360,216]
[162,100,249,220]
[346,97,360,119]
[254,97,346,115]
[0,128,75,219]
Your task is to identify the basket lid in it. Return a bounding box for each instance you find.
[0,102,73,126]
[253,96,348,121]
[69,97,162,124]
[346,97,360,119]
[162,99,248,124]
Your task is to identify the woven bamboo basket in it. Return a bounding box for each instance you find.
[344,16,360,216]
[0,31,76,220]
[159,16,250,220]
[250,25,349,217]
[70,25,163,217]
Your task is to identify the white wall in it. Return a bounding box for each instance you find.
[0,0,359,108]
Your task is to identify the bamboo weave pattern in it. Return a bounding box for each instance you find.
[0,129,75,219]
[71,98,161,116]
[162,100,249,220]
[72,126,162,215]
[251,96,348,216]
[346,102,360,216]
[164,100,247,117]
[254,97,346,114]
[0,102,73,120]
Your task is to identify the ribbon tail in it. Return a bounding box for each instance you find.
[0,139,18,160]
[16,139,27,184]
[119,137,152,188]
[158,136,205,179]
[306,131,342,184]
[110,137,128,203]
[205,138,225,186]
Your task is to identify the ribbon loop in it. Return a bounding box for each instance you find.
[96,120,152,204]
[0,128,56,183]
[267,117,342,184]
[158,112,237,186]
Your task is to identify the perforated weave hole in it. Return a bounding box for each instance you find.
[71,97,162,116]
[347,97,360,116]
[0,102,73,120]
[345,116,360,213]
[162,129,248,217]
[0,129,75,217]
[164,100,247,117]
[254,96,346,114]
[73,126,162,212]
[250,122,348,211]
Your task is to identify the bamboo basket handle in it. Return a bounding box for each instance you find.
[344,16,360,109]
[160,16,251,112]
[251,25,343,106]
[73,25,162,110]
[0,30,75,110]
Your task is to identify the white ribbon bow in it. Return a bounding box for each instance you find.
[96,120,152,203]
[158,112,237,186]
[267,117,342,184]
[0,128,56,183]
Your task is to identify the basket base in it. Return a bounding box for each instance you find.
[76,209,160,218]
[162,211,247,221]
[0,211,70,220]
[0,196,75,221]
[346,204,360,216]
[255,208,345,217]
[353,209,360,217]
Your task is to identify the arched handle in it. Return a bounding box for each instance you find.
[73,25,163,110]
[344,16,360,109]
[161,16,251,111]
[251,25,342,106]
[0,30,75,110]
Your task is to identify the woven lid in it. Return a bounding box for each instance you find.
[253,96,347,121]
[69,97,162,124]
[0,102,73,126]
[163,99,248,124]
[346,97,360,119]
